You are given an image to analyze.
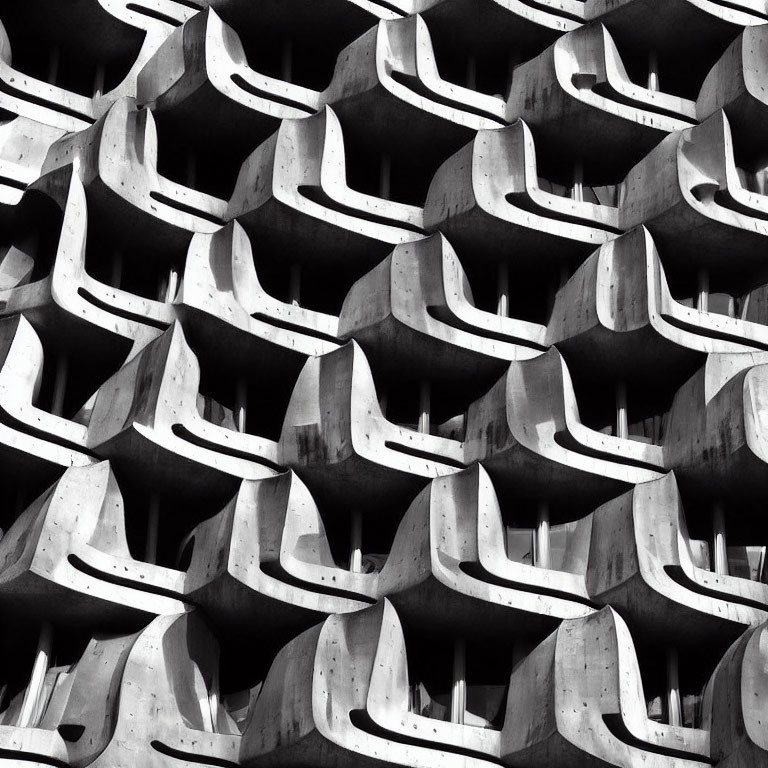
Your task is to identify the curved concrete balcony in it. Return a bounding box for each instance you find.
[0,167,169,369]
[0,611,238,766]
[588,472,768,645]
[0,461,186,627]
[506,23,696,177]
[414,0,585,59]
[185,469,376,639]
[338,233,547,385]
[41,97,227,255]
[501,606,711,767]
[177,221,341,379]
[0,116,65,215]
[227,106,427,275]
[322,15,506,168]
[72,612,241,767]
[698,23,768,149]
[86,322,280,502]
[663,350,768,498]
[587,0,768,56]
[706,620,768,768]
[0,315,94,481]
[464,346,665,507]
[205,0,410,43]
[138,9,321,148]
[549,226,768,384]
[379,464,596,636]
[0,18,95,133]
[620,111,768,283]
[240,599,502,768]
[279,340,466,512]
[423,119,620,266]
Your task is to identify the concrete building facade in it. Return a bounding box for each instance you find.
[1,1,768,766]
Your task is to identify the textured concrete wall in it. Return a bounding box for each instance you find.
[1,2,768,766]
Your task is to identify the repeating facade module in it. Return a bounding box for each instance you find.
[2,2,768,767]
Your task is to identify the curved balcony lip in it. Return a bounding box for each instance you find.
[503,607,710,764]
[184,473,375,628]
[81,613,241,766]
[322,14,506,134]
[362,605,503,759]
[177,224,341,368]
[415,0,585,32]
[42,98,226,243]
[465,347,665,497]
[279,341,466,510]
[0,462,187,621]
[0,168,167,375]
[554,24,696,125]
[87,323,280,496]
[678,112,768,225]
[0,723,69,765]
[337,235,547,385]
[589,473,768,640]
[0,117,65,209]
[137,7,321,132]
[242,600,503,767]
[506,23,696,178]
[547,228,768,387]
[377,466,595,631]
[424,121,619,266]
[588,0,768,27]
[228,106,427,261]
[477,120,620,231]
[330,602,502,762]
[0,315,89,451]
[0,22,94,133]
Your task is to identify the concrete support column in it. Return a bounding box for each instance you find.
[145,494,160,565]
[17,622,53,728]
[497,261,510,318]
[648,51,659,92]
[51,355,68,417]
[418,380,430,435]
[697,269,709,313]
[202,667,219,733]
[235,378,247,433]
[164,267,179,303]
[451,638,466,725]
[282,37,293,83]
[535,502,551,569]
[616,381,628,440]
[289,264,301,307]
[713,502,728,576]
[93,62,105,98]
[572,162,584,203]
[349,510,363,573]
[666,648,682,727]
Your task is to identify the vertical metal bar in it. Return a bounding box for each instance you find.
[616,381,628,440]
[451,638,466,725]
[350,510,363,573]
[535,502,551,569]
[17,622,53,728]
[418,380,430,435]
[497,261,509,318]
[713,502,728,576]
